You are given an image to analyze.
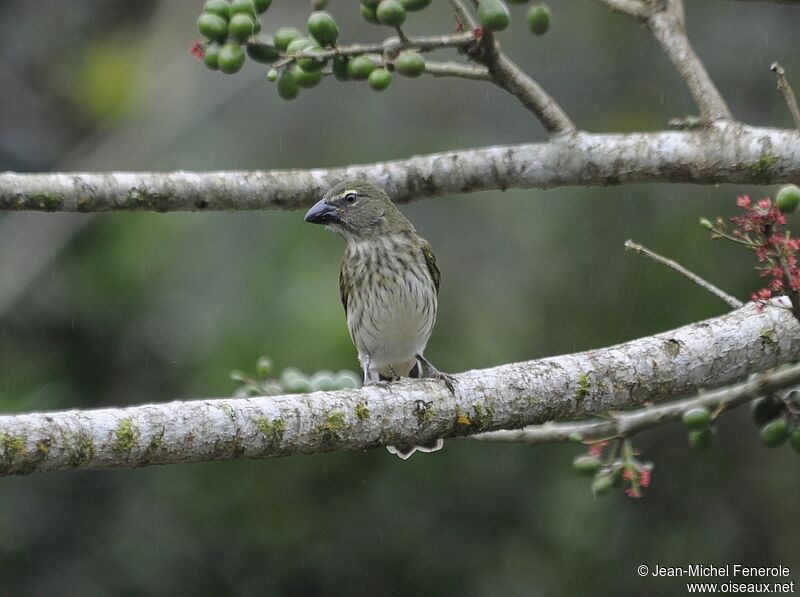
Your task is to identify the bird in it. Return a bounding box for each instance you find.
[304,180,454,459]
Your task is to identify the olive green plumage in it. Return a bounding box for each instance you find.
[304,181,451,459]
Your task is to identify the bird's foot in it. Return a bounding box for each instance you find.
[416,354,457,393]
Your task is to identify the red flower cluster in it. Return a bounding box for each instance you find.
[190,40,205,60]
[622,464,651,499]
[587,440,608,459]
[711,195,799,309]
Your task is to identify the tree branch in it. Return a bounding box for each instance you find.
[484,53,577,135]
[474,360,800,445]
[596,0,733,121]
[0,300,797,476]
[646,2,732,121]
[270,32,478,69]
[1,123,798,212]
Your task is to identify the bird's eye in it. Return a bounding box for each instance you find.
[344,193,358,204]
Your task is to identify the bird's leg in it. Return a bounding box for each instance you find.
[416,354,456,393]
[361,356,373,386]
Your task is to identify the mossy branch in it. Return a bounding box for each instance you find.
[1,123,799,212]
[0,300,797,476]
[474,360,800,445]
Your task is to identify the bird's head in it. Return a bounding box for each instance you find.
[304,181,413,239]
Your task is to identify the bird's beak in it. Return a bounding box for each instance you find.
[304,199,340,225]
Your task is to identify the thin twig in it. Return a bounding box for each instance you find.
[591,0,649,19]
[474,360,800,445]
[423,61,490,81]
[448,0,478,29]
[625,239,743,308]
[771,62,800,129]
[271,32,477,69]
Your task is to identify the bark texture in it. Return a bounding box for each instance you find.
[0,300,796,476]
[0,124,798,212]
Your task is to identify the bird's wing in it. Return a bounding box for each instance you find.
[420,240,440,294]
[339,260,350,314]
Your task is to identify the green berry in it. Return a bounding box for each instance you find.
[230,0,257,17]
[267,69,278,81]
[290,64,322,88]
[203,0,230,20]
[277,69,300,100]
[400,0,431,10]
[246,35,280,63]
[335,370,362,389]
[790,427,800,453]
[360,3,380,24]
[218,43,246,74]
[203,42,221,70]
[286,37,312,54]
[286,38,324,71]
[312,0,329,8]
[279,367,303,386]
[256,356,274,378]
[682,407,711,430]
[760,418,790,448]
[572,455,602,477]
[332,56,350,81]
[699,217,713,230]
[776,185,800,214]
[394,51,425,77]
[751,396,785,427]
[228,13,256,43]
[203,42,222,70]
[197,12,229,41]
[347,55,375,80]
[310,371,339,391]
[376,0,407,26]
[478,0,511,32]
[274,27,302,51]
[368,68,392,91]
[688,428,713,450]
[527,3,551,35]
[284,377,314,393]
[308,11,339,47]
[253,0,272,13]
[591,473,613,496]
[611,462,625,487]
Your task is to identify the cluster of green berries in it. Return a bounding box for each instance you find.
[682,406,715,450]
[196,0,432,99]
[197,0,274,74]
[750,390,800,452]
[478,0,551,35]
[231,356,361,397]
[572,439,653,498]
[681,391,800,453]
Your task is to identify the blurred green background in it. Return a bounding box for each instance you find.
[1,1,799,595]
